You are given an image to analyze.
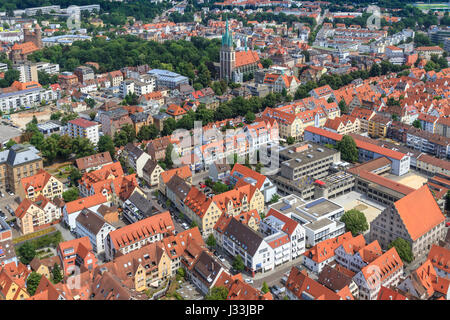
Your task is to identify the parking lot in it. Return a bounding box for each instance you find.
[176,281,203,300]
[0,192,20,223]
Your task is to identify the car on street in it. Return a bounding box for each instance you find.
[218,255,226,262]
[181,222,189,230]
[204,188,211,193]
[281,276,288,285]
[270,285,281,295]
[446,222,450,227]
[199,183,206,188]
[244,279,253,284]
[7,191,14,196]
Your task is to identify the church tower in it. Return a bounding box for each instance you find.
[220,20,235,81]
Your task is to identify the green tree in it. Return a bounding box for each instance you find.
[270,194,280,204]
[412,119,421,129]
[0,69,19,88]
[69,167,82,187]
[286,136,295,145]
[85,98,96,109]
[50,111,62,121]
[98,135,116,158]
[340,209,369,236]
[120,124,136,144]
[165,143,174,169]
[17,242,36,265]
[261,58,273,69]
[72,137,95,157]
[51,263,63,284]
[62,187,80,202]
[26,272,42,296]
[205,286,228,300]
[89,111,97,120]
[206,234,216,249]
[338,99,349,114]
[5,139,16,149]
[213,182,229,194]
[261,281,269,294]
[176,267,186,281]
[244,111,256,124]
[232,255,245,272]
[388,238,414,263]
[137,124,158,142]
[336,135,358,163]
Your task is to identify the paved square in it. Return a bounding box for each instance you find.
[383,170,428,190]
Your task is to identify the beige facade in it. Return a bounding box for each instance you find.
[18,173,64,201]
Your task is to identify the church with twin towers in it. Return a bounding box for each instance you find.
[219,20,262,83]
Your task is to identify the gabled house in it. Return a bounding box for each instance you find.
[18,169,64,201]
[75,209,116,254]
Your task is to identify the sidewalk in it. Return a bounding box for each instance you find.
[253,256,303,282]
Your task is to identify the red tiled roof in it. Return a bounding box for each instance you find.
[394,185,445,241]
[304,126,407,160]
[68,118,98,128]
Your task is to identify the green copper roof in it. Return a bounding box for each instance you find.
[222,19,233,47]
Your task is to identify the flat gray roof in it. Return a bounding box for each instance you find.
[280,142,338,169]
[306,218,335,231]
[0,125,22,144]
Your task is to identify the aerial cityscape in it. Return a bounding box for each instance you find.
[0,0,449,302]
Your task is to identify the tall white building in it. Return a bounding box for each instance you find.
[13,63,38,83]
[65,118,100,145]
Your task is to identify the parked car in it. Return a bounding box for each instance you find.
[7,191,14,196]
[281,276,288,285]
[218,255,226,262]
[244,278,254,284]
[446,222,450,227]
[204,188,211,193]
[270,285,280,295]
[181,223,189,230]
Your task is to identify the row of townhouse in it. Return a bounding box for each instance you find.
[192,120,278,170]
[406,126,450,159]
[302,231,404,300]
[0,81,59,113]
[182,181,265,237]
[14,169,66,235]
[77,161,139,206]
[259,95,340,139]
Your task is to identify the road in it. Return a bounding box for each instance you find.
[153,0,187,23]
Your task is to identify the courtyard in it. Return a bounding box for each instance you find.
[383,170,428,190]
[332,191,385,232]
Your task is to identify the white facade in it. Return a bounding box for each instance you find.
[0,87,58,113]
[260,212,305,264]
[63,201,109,231]
[75,218,115,254]
[65,120,100,145]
